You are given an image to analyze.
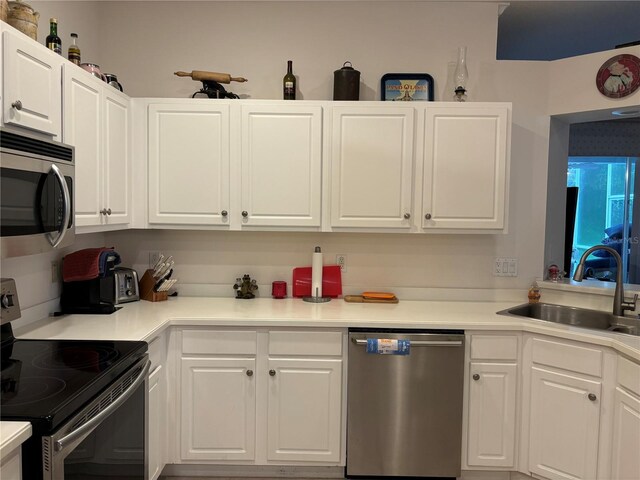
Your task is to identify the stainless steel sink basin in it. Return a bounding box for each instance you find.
[498,302,640,337]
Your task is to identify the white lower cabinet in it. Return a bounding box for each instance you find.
[467,362,517,467]
[522,335,608,480]
[266,358,342,462]
[465,334,519,470]
[610,356,640,480]
[180,357,257,461]
[147,332,168,480]
[528,367,601,480]
[177,328,345,466]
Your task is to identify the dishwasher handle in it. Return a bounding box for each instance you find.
[351,338,462,347]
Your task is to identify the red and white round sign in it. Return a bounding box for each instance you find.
[596,54,640,99]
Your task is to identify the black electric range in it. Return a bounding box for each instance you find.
[0,293,149,480]
[1,332,147,433]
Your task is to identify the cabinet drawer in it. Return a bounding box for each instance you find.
[182,330,257,355]
[531,337,602,377]
[618,356,640,397]
[148,334,165,370]
[471,335,518,360]
[269,331,342,356]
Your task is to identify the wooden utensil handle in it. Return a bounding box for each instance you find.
[174,70,247,84]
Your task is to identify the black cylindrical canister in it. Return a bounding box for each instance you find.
[333,61,360,100]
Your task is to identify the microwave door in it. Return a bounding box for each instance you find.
[42,164,71,248]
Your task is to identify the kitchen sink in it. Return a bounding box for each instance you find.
[498,302,640,337]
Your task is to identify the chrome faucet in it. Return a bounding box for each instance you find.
[573,245,638,317]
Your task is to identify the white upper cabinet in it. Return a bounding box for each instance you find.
[2,27,62,138]
[330,106,415,229]
[421,105,509,231]
[103,90,130,225]
[240,104,322,227]
[148,103,231,226]
[63,65,131,229]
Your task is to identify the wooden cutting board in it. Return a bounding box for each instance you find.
[344,295,399,304]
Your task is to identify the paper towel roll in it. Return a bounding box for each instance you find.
[311,246,323,298]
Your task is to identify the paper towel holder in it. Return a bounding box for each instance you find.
[303,246,331,303]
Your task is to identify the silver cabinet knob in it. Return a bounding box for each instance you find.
[588,393,597,402]
[106,208,112,216]
[100,208,107,215]
[425,213,432,220]
[269,369,276,377]
[472,374,480,381]
[242,211,248,218]
[11,100,22,110]
[221,210,228,217]
[246,369,253,377]
[404,213,411,219]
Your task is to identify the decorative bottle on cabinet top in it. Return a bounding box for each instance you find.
[453,46,468,101]
[283,60,296,100]
[46,17,61,54]
[68,33,81,65]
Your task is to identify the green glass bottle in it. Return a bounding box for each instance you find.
[283,60,296,100]
[46,18,62,55]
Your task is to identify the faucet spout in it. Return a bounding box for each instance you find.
[573,245,637,317]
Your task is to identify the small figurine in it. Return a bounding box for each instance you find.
[233,274,258,299]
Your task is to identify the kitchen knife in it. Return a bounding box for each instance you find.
[152,254,165,272]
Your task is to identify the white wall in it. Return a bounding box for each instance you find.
[10,1,554,306]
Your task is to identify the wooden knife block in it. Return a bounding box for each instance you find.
[139,269,168,302]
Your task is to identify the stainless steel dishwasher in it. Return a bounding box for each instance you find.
[347,329,465,478]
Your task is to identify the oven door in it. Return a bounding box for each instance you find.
[0,152,75,259]
[43,357,150,480]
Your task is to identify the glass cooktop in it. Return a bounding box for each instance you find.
[1,339,147,433]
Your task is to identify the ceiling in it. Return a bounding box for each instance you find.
[497,1,640,61]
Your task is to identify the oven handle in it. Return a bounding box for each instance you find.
[46,163,71,248]
[54,359,150,452]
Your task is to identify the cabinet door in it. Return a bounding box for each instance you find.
[422,105,508,230]
[148,104,230,226]
[467,362,517,468]
[63,65,102,227]
[331,106,414,229]
[148,366,165,480]
[181,357,256,461]
[3,29,62,137]
[240,104,322,227]
[528,367,601,480]
[266,358,342,462]
[610,387,640,480]
[103,90,130,226]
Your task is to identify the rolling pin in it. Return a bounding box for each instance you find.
[174,70,248,84]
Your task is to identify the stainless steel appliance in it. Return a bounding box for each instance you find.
[0,279,149,480]
[0,128,75,259]
[113,267,140,304]
[347,329,465,478]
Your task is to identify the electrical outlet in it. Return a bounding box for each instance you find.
[51,261,58,283]
[494,257,518,277]
[336,254,347,273]
[149,251,161,269]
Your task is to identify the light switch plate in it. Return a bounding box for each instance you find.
[494,257,518,277]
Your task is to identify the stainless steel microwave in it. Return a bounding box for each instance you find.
[0,128,75,259]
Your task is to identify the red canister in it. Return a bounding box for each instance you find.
[272,281,287,299]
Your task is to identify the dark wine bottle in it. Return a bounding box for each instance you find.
[283,60,296,100]
[46,18,62,55]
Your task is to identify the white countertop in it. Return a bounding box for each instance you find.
[0,422,31,460]
[14,297,640,361]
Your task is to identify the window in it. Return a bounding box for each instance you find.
[567,156,637,282]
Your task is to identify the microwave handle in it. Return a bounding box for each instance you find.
[46,164,71,248]
[54,359,151,453]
